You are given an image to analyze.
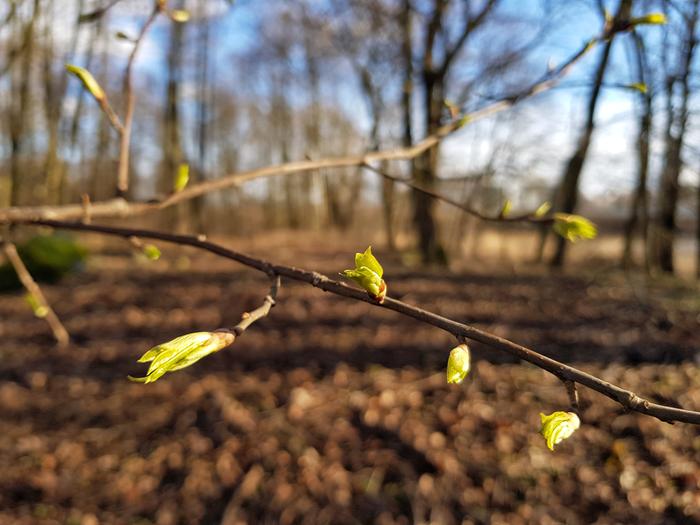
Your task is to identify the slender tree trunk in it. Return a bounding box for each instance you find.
[382,169,396,250]
[191,0,210,232]
[697,173,700,278]
[413,73,447,264]
[163,6,186,230]
[8,0,40,207]
[549,0,628,267]
[622,32,651,272]
[654,0,698,273]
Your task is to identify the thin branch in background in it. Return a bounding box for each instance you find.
[0,21,613,224]
[362,163,551,224]
[96,93,124,135]
[117,2,162,197]
[78,0,127,23]
[17,218,700,426]
[1,241,69,347]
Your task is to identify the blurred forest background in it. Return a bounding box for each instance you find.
[1,0,699,273]
[2,1,700,525]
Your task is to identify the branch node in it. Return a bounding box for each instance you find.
[563,379,580,411]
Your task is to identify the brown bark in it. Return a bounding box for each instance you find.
[654,0,698,273]
[411,0,498,265]
[8,0,40,207]
[162,7,187,230]
[622,32,651,272]
[550,0,630,268]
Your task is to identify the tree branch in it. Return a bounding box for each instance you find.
[0,25,609,225]
[232,274,279,336]
[117,2,161,197]
[362,163,551,224]
[1,240,69,347]
[14,218,700,426]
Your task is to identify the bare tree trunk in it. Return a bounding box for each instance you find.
[697,172,700,278]
[413,72,447,264]
[162,7,186,230]
[191,0,210,232]
[410,0,497,264]
[8,0,40,207]
[381,168,396,250]
[549,0,628,268]
[654,0,698,273]
[622,32,651,272]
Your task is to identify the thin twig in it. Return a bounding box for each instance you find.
[117,3,161,196]
[232,274,280,335]
[564,379,580,411]
[17,218,700,426]
[362,163,551,224]
[97,96,124,135]
[78,0,128,23]
[1,241,70,347]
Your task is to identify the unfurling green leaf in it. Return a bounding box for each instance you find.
[341,246,387,303]
[630,13,666,26]
[533,201,551,218]
[552,213,597,242]
[174,163,190,192]
[625,82,647,94]
[539,411,580,451]
[24,293,48,318]
[65,64,105,101]
[142,244,161,261]
[170,9,190,22]
[129,331,234,383]
[499,199,512,219]
[446,343,471,384]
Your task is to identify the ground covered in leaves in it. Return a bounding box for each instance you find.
[0,234,699,525]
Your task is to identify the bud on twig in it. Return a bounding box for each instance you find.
[65,64,105,102]
[129,330,235,383]
[539,411,580,451]
[342,246,387,303]
[552,213,597,242]
[446,343,471,384]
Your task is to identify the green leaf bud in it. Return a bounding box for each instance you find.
[129,330,234,383]
[446,343,471,384]
[539,411,580,451]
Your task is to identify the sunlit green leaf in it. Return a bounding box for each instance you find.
[446,343,471,384]
[533,201,551,218]
[174,163,189,192]
[129,331,234,383]
[631,13,666,26]
[142,244,161,261]
[539,411,580,451]
[342,246,387,303]
[500,199,512,218]
[552,213,597,242]
[625,82,647,94]
[24,293,48,318]
[65,64,105,101]
[354,246,383,278]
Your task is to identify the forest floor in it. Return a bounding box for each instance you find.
[0,231,699,525]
